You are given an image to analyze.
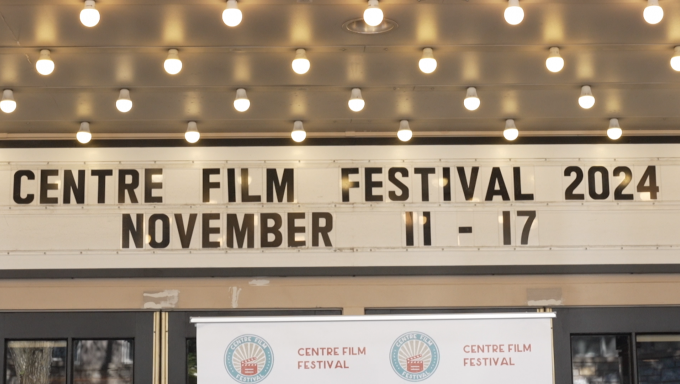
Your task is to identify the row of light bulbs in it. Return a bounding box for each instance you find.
[69,103,625,143]
[0,82,597,116]
[73,116,625,144]
[32,44,680,77]
[76,0,667,28]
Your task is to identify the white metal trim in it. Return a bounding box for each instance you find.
[190,312,556,324]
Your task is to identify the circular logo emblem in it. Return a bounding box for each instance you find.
[224,334,274,383]
[389,332,440,382]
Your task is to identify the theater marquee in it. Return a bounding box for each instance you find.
[1,144,679,273]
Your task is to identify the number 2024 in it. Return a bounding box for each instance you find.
[564,165,659,200]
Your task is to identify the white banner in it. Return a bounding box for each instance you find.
[193,313,555,384]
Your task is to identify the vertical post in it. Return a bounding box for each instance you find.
[67,337,73,384]
[152,312,161,384]
[162,312,169,384]
[631,332,639,384]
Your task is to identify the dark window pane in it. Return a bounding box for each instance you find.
[637,335,680,384]
[73,340,133,384]
[571,335,632,384]
[5,340,67,384]
[187,339,197,384]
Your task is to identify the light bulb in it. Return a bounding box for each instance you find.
[116,89,133,113]
[234,88,250,112]
[419,48,437,74]
[364,0,384,27]
[348,88,365,112]
[644,0,663,24]
[185,121,200,143]
[671,46,680,71]
[80,0,100,27]
[36,50,55,75]
[504,119,519,141]
[608,118,623,140]
[0,89,16,113]
[292,121,306,142]
[164,49,182,75]
[398,120,412,142]
[504,0,524,25]
[578,85,595,109]
[223,0,242,27]
[464,87,480,111]
[77,122,92,144]
[292,49,310,74]
[546,47,564,73]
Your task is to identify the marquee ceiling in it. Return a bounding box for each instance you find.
[0,0,678,140]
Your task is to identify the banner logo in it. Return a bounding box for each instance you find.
[390,332,440,382]
[224,334,274,383]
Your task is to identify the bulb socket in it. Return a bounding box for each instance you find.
[167,49,179,60]
[466,87,478,98]
[118,89,131,101]
[235,88,248,100]
[549,47,561,58]
[226,0,238,9]
[84,0,96,9]
[295,49,307,60]
[79,122,90,132]
[350,88,363,100]
[2,89,14,102]
[421,48,434,59]
[399,120,411,131]
[580,85,593,97]
[508,0,520,6]
[505,119,517,129]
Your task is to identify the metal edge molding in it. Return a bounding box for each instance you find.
[1,264,680,279]
[190,312,557,324]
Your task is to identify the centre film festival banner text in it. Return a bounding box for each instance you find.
[3,162,669,250]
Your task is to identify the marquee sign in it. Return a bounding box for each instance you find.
[0,144,679,273]
[193,313,555,384]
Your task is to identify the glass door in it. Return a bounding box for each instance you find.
[0,312,154,384]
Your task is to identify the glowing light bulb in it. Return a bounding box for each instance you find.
[608,118,623,140]
[505,0,524,25]
[292,49,310,74]
[80,0,100,27]
[77,122,92,144]
[36,50,55,75]
[291,121,306,142]
[578,86,595,109]
[419,48,437,74]
[223,0,242,27]
[644,0,663,24]
[398,120,412,142]
[234,88,250,112]
[348,88,365,112]
[364,0,384,27]
[164,49,182,75]
[671,46,680,71]
[504,119,519,141]
[0,89,16,113]
[185,121,200,143]
[116,89,133,113]
[464,87,480,111]
[546,47,564,73]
